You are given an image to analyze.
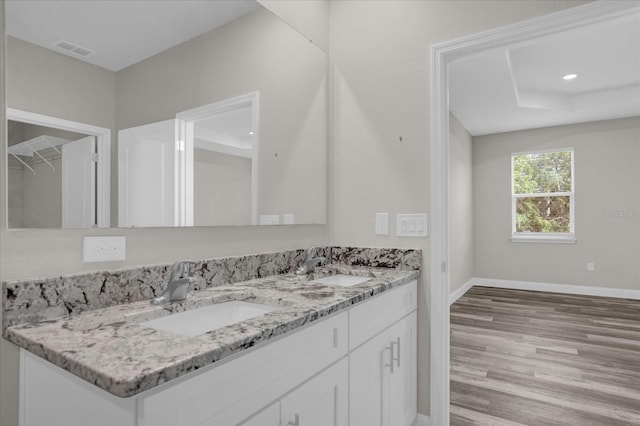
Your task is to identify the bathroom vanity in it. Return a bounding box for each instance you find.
[3,248,420,426]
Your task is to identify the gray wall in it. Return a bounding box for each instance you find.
[0,1,592,424]
[6,37,116,130]
[473,116,640,289]
[0,3,329,425]
[6,35,118,223]
[328,0,590,416]
[194,149,252,226]
[449,113,474,294]
[7,122,88,228]
[115,7,326,225]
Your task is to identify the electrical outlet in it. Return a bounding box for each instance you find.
[283,214,295,225]
[83,236,126,262]
[587,262,595,272]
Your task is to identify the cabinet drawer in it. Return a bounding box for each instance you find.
[349,281,416,350]
[139,311,348,426]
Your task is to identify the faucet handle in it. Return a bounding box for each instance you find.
[305,246,319,260]
[168,260,196,282]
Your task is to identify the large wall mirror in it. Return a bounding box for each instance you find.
[5,0,327,229]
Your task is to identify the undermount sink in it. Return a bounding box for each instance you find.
[311,274,371,287]
[141,301,280,337]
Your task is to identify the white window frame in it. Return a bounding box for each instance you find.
[511,148,575,244]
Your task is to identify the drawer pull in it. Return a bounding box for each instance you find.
[288,413,300,426]
[384,344,394,373]
[386,337,400,373]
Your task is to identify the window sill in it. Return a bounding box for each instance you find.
[511,234,576,244]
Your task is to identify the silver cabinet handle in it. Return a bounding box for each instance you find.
[287,413,300,426]
[390,337,400,370]
[384,344,395,373]
[385,337,402,373]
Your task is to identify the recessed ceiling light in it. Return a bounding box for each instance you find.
[249,131,254,135]
[563,73,578,81]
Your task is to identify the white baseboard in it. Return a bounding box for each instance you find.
[449,278,475,305]
[416,413,430,426]
[473,277,640,300]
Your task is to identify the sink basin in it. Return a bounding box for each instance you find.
[141,301,280,337]
[312,274,371,287]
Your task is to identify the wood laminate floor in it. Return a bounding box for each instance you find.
[450,286,640,426]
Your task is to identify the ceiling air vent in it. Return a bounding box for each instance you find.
[51,39,96,58]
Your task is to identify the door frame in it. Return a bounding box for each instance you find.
[176,92,259,226]
[428,1,640,424]
[6,108,111,228]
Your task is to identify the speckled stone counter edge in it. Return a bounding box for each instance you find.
[3,246,421,329]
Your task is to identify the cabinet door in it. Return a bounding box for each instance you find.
[349,330,391,426]
[281,358,348,426]
[20,350,136,426]
[386,311,417,426]
[202,400,280,426]
[240,402,280,426]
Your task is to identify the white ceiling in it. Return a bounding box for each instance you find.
[449,10,640,136]
[5,0,260,72]
[195,106,254,158]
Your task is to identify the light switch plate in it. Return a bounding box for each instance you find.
[83,236,126,262]
[396,214,428,237]
[283,214,295,225]
[375,213,389,235]
[260,215,280,225]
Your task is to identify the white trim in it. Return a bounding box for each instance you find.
[19,350,27,426]
[176,92,259,226]
[430,2,640,424]
[6,108,111,228]
[510,234,576,244]
[473,277,640,300]
[449,279,475,305]
[416,413,431,426]
[511,148,575,235]
[429,27,451,426]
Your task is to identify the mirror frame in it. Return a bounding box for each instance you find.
[6,108,111,228]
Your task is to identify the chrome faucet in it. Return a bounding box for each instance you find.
[295,247,326,275]
[151,261,197,305]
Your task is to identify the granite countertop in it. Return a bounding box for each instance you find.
[4,264,418,398]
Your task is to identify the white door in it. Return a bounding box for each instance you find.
[118,120,178,227]
[61,136,96,228]
[387,312,417,426]
[349,330,389,426]
[281,358,348,426]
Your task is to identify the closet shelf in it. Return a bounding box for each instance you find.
[8,135,70,157]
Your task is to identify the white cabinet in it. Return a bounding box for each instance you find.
[387,312,418,426]
[239,403,279,426]
[139,311,348,426]
[349,281,417,426]
[19,351,136,426]
[281,358,348,426]
[207,358,348,426]
[19,281,417,426]
[349,328,390,426]
[350,312,417,426]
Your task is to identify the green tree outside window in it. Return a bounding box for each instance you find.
[512,150,573,234]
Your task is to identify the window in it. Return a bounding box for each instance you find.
[511,149,575,243]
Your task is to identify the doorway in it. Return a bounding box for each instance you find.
[429,2,639,424]
[6,108,111,228]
